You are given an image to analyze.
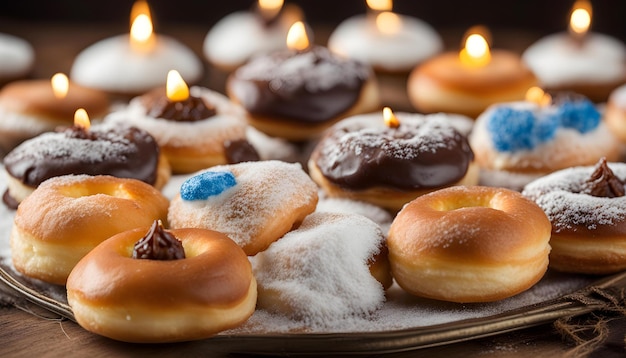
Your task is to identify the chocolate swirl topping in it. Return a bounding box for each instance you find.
[141,88,216,122]
[581,157,625,198]
[3,123,160,187]
[313,116,474,190]
[228,45,369,124]
[224,139,260,164]
[132,220,185,260]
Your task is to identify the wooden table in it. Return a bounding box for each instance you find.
[0,20,625,358]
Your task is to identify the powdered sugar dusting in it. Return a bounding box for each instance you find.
[315,194,393,234]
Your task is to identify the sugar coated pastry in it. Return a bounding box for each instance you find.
[67,221,256,343]
[315,195,393,235]
[11,175,169,285]
[252,212,391,327]
[387,186,551,303]
[308,111,478,211]
[605,84,626,143]
[227,45,380,141]
[106,86,248,173]
[469,93,621,190]
[168,160,318,256]
[0,33,34,84]
[522,158,626,274]
[2,122,169,208]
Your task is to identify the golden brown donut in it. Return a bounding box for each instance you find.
[407,51,538,118]
[67,224,257,343]
[387,186,551,303]
[11,175,169,285]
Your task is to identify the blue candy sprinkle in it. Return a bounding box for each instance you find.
[180,171,237,201]
[556,99,600,134]
[487,107,536,152]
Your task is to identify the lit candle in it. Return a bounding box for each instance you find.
[0,32,34,84]
[71,0,203,96]
[383,106,400,128]
[407,27,537,118]
[522,0,626,102]
[328,0,442,74]
[0,73,109,155]
[203,0,303,71]
[73,108,91,131]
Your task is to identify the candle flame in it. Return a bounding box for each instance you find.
[569,1,592,36]
[525,86,552,107]
[459,32,491,67]
[51,73,69,99]
[376,11,402,35]
[286,21,309,51]
[130,0,155,51]
[367,0,392,12]
[74,108,91,130]
[383,107,400,128]
[166,70,189,102]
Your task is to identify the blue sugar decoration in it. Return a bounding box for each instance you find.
[557,99,600,133]
[486,107,537,152]
[180,171,237,201]
[534,115,558,143]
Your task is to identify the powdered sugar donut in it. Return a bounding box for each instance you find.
[0,33,34,84]
[522,158,626,274]
[251,212,391,328]
[469,93,621,190]
[168,160,318,256]
[315,195,393,234]
[605,84,626,143]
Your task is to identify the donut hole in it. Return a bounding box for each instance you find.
[59,182,135,200]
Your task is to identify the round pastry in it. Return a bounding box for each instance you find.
[407,51,538,118]
[605,84,626,143]
[0,78,110,156]
[67,221,256,343]
[105,86,248,173]
[227,44,380,141]
[522,32,626,103]
[315,194,393,235]
[387,186,552,303]
[2,121,169,209]
[469,92,622,190]
[11,175,169,285]
[168,160,318,256]
[522,158,626,274]
[203,2,303,71]
[252,212,391,327]
[0,33,34,84]
[308,111,478,212]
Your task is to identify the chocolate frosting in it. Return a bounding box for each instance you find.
[224,139,260,164]
[228,46,370,124]
[581,157,625,198]
[313,117,474,190]
[133,220,185,260]
[141,88,216,122]
[3,123,160,187]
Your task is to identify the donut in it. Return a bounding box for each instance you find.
[522,158,626,274]
[2,122,170,209]
[469,92,622,190]
[0,78,110,156]
[66,221,256,343]
[522,32,626,103]
[407,51,537,118]
[605,84,626,143]
[315,194,393,235]
[0,33,34,85]
[105,86,249,173]
[168,160,318,256]
[308,111,478,212]
[387,186,552,303]
[251,212,391,327]
[203,3,303,71]
[11,175,169,285]
[226,45,380,141]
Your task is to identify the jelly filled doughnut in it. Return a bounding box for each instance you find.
[168,160,318,256]
[11,175,169,285]
[67,221,257,343]
[522,158,626,274]
[387,186,551,303]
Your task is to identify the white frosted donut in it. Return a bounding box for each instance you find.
[315,195,393,235]
[0,33,34,83]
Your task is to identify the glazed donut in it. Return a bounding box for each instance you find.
[11,175,169,285]
[308,111,478,212]
[67,221,256,343]
[605,84,626,143]
[226,45,380,141]
[106,86,248,174]
[387,186,551,303]
[0,78,109,156]
[407,51,537,118]
[469,93,622,190]
[2,122,170,209]
[252,212,391,326]
[168,160,318,256]
[522,158,626,274]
